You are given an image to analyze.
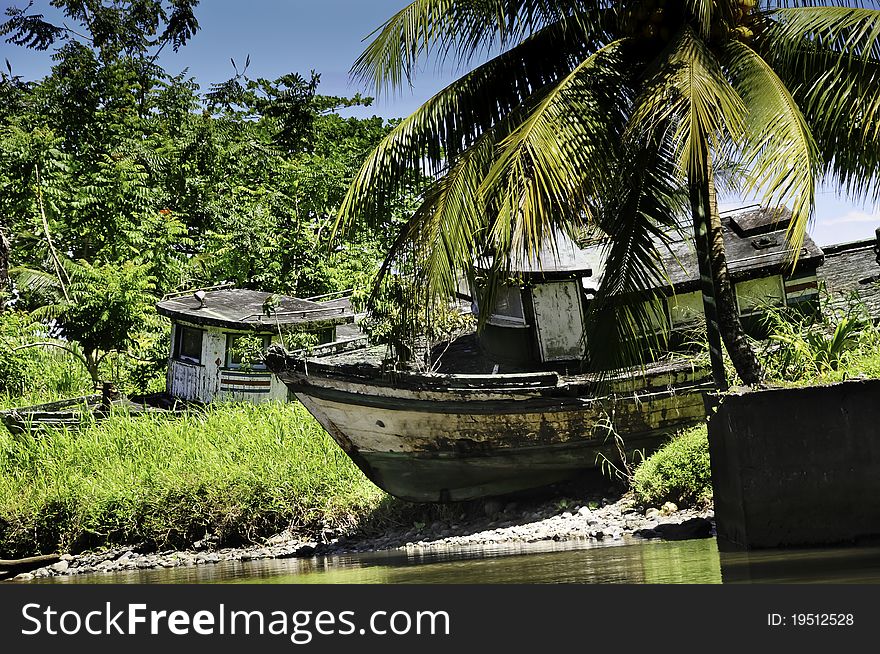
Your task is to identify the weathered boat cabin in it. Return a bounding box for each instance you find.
[156,288,354,403]
[474,206,825,367]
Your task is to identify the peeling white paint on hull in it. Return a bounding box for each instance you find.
[272,359,712,502]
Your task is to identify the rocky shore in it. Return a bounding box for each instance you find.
[5,490,714,581]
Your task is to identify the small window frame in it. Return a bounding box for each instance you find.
[487,285,528,327]
[173,325,204,365]
[225,333,271,370]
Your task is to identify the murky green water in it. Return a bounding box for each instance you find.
[29,537,880,584]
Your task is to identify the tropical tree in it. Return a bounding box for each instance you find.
[339,0,880,387]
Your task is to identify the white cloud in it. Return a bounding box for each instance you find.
[825,210,880,226]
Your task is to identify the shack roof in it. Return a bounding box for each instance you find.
[818,239,880,317]
[156,289,354,332]
[478,231,597,280]
[510,232,597,277]
[655,211,824,292]
[477,208,823,291]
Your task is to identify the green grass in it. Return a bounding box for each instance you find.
[0,402,390,558]
[631,425,712,509]
[0,348,93,410]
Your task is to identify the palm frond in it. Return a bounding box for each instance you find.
[378,131,499,308]
[478,40,630,266]
[687,0,714,37]
[351,0,598,95]
[10,265,59,294]
[631,27,746,181]
[722,39,820,259]
[338,14,606,231]
[585,137,686,373]
[763,8,880,204]
[770,5,880,62]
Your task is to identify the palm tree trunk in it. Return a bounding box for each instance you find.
[706,169,764,386]
[689,164,728,391]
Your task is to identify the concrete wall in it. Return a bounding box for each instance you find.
[708,380,880,549]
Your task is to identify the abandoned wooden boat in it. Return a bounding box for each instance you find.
[266,206,832,502]
[267,337,712,502]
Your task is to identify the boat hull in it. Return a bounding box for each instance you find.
[269,351,712,502]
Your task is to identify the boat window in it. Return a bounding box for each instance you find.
[489,286,526,325]
[174,325,203,365]
[226,334,271,370]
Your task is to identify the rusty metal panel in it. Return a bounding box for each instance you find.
[530,281,586,362]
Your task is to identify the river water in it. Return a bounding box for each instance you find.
[30,537,880,584]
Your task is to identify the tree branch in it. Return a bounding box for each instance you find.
[33,164,70,302]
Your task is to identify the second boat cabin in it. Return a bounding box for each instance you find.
[473,207,825,367]
[156,288,354,403]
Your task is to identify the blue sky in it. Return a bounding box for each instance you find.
[3,0,879,245]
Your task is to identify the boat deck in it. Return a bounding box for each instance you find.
[303,332,707,385]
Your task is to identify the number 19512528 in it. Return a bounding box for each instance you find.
[768,613,854,627]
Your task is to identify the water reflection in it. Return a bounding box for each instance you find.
[719,545,880,584]
[24,538,880,584]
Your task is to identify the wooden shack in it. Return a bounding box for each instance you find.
[474,234,603,366]
[156,288,354,403]
[658,206,824,336]
[472,206,825,367]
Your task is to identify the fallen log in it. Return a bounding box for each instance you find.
[0,554,61,580]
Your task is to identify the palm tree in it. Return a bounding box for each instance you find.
[339,1,880,387]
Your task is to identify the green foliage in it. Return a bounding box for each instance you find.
[0,402,387,557]
[283,331,320,353]
[342,1,880,372]
[0,1,420,394]
[0,310,93,405]
[632,426,713,509]
[760,293,871,383]
[358,270,475,367]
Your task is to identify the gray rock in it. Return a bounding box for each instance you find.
[293,544,316,558]
[645,508,661,519]
[654,518,713,541]
[577,506,592,518]
[660,502,679,516]
[51,560,70,574]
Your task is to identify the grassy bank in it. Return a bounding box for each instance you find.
[631,425,712,509]
[0,402,395,558]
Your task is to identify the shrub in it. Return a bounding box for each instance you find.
[632,425,712,508]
